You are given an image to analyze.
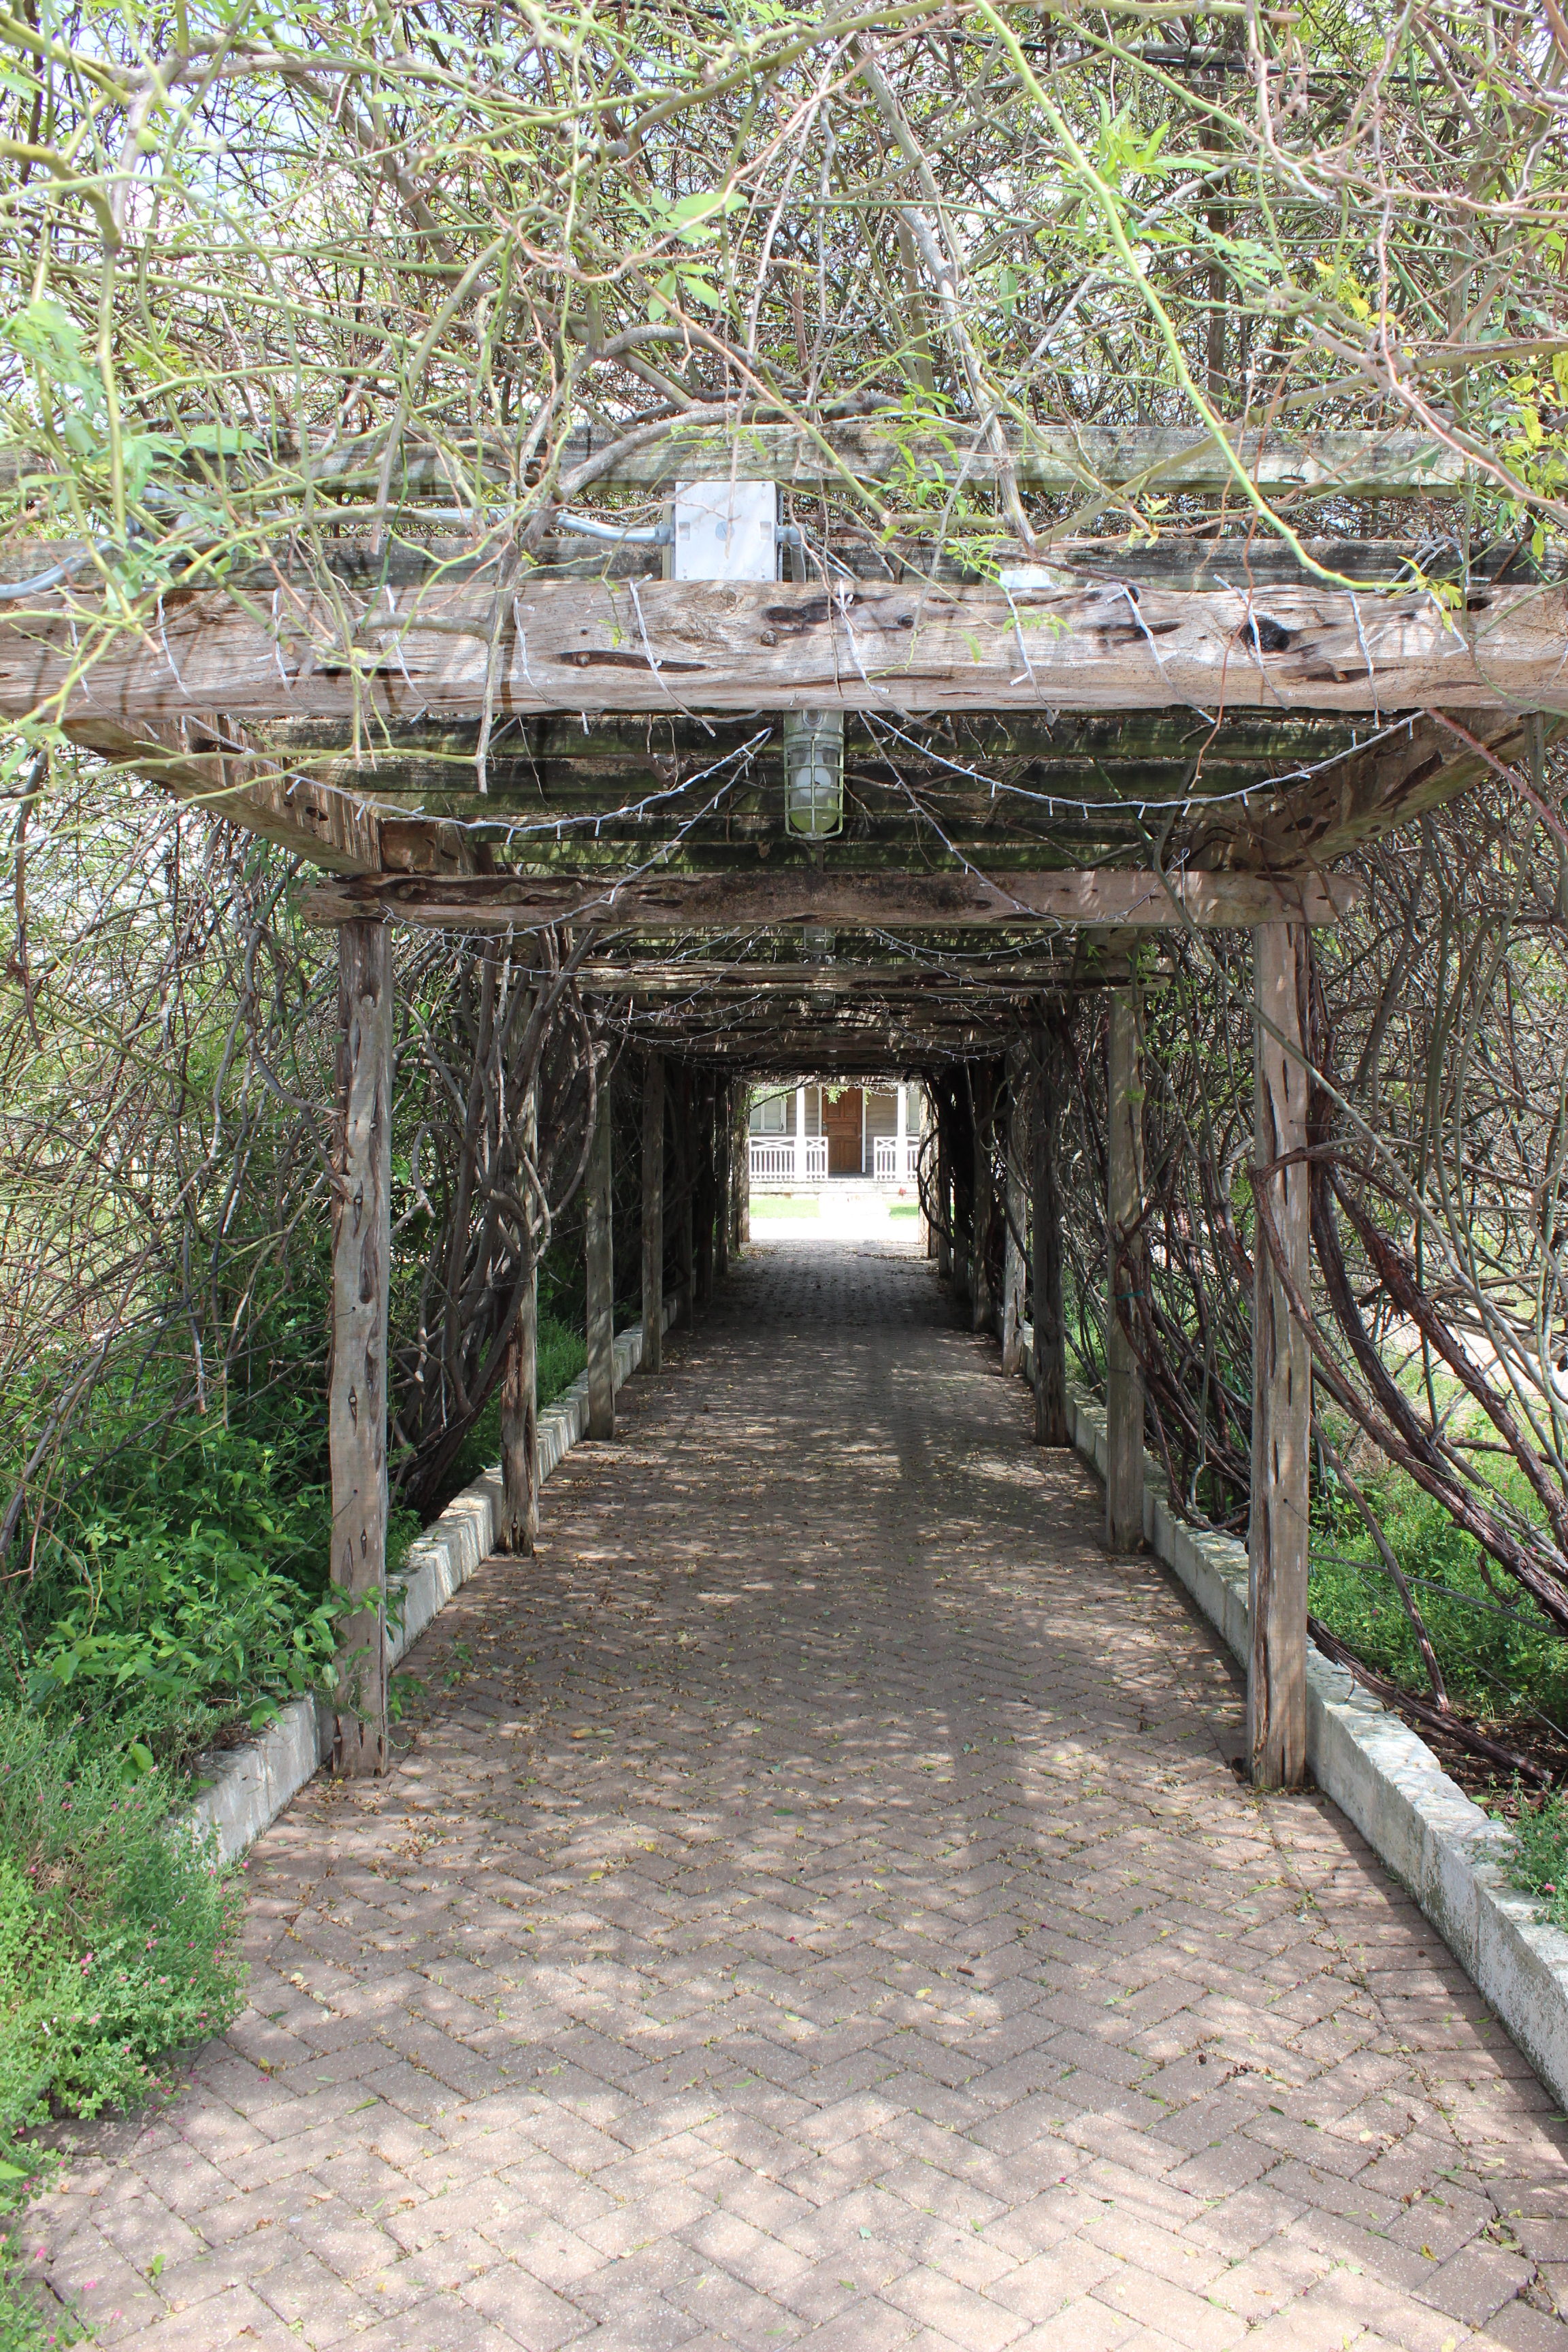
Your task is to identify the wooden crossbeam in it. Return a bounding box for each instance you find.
[300,867,1356,932]
[576,959,1089,994]
[558,423,1469,497]
[10,576,1561,725]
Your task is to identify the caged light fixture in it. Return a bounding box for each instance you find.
[783,709,845,839]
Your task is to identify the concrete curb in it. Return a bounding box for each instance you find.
[189,1296,683,1865]
[1028,1333,1568,2111]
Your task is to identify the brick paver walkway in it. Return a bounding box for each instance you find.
[33,1229,1568,2352]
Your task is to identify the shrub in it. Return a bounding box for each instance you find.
[1310,1458,1568,1733]
[0,1710,244,2347]
[1505,1787,1568,1930]
[12,1408,416,1770]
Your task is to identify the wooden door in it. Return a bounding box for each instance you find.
[823,1088,863,1175]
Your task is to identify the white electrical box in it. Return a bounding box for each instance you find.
[671,480,778,581]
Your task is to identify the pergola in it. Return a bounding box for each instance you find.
[4,419,1563,1793]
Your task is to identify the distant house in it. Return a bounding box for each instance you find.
[748,1081,924,1183]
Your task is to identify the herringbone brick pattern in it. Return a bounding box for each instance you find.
[29,1230,1568,2351]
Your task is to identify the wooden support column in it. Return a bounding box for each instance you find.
[586,1064,615,1440]
[640,1050,665,1375]
[1105,989,1146,1550]
[935,1107,951,1279]
[676,1070,696,1326]
[971,1069,995,1335]
[1248,921,1312,1791]
[715,1079,732,1284]
[695,1081,716,1309]
[329,919,393,1776]
[1032,1015,1070,1446]
[500,1058,539,1553]
[732,1088,751,1247]
[1001,1047,1026,1375]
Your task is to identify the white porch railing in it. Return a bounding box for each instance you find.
[873,1137,921,1180]
[750,1137,828,1179]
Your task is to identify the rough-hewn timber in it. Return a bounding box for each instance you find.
[7,577,1561,724]
[1105,989,1147,1554]
[300,868,1358,932]
[1249,921,1313,1793]
[328,920,393,1775]
[555,422,1472,496]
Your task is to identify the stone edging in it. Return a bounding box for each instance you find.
[1033,1343,1568,2110]
[189,1300,681,1865]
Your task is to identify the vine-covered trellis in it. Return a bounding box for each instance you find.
[3,2,1567,1791]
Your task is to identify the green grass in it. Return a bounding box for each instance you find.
[750,1196,820,1219]
[888,1204,919,1220]
[1505,1787,1568,1923]
[1310,1456,1568,1737]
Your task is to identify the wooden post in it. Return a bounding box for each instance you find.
[1001,1047,1026,1374]
[1105,989,1146,1550]
[971,1069,995,1335]
[1249,921,1312,1791]
[586,1063,615,1440]
[329,919,393,1776]
[676,1070,695,1326]
[715,1079,731,1283]
[500,1061,539,1553]
[935,1105,951,1278]
[1032,1016,1070,1446]
[695,1081,716,1309]
[641,1050,665,1375]
[732,1088,751,1247]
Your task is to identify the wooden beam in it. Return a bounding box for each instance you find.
[499,1060,540,1556]
[576,959,1091,994]
[11,575,1561,724]
[1248,921,1312,1791]
[301,868,1358,932]
[586,1073,615,1441]
[640,1051,666,1377]
[556,421,1469,497]
[1105,987,1147,1553]
[329,919,393,1774]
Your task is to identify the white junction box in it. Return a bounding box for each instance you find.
[671,479,779,581]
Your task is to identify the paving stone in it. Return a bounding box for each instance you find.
[32,1230,1568,2349]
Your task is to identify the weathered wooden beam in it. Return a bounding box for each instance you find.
[499,1060,540,1556]
[301,868,1357,932]
[556,422,1470,497]
[1032,1017,1070,1447]
[1226,708,1565,869]
[585,1072,615,1441]
[935,1114,952,1283]
[1105,988,1147,1553]
[640,1051,666,1377]
[578,959,1088,993]
[12,576,1561,723]
[329,919,393,1775]
[1248,921,1312,1791]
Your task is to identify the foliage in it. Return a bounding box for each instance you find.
[0,2,1563,602]
[1506,1787,1568,1931]
[430,1309,587,1508]
[0,1710,244,2348]
[1311,1462,1568,1742]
